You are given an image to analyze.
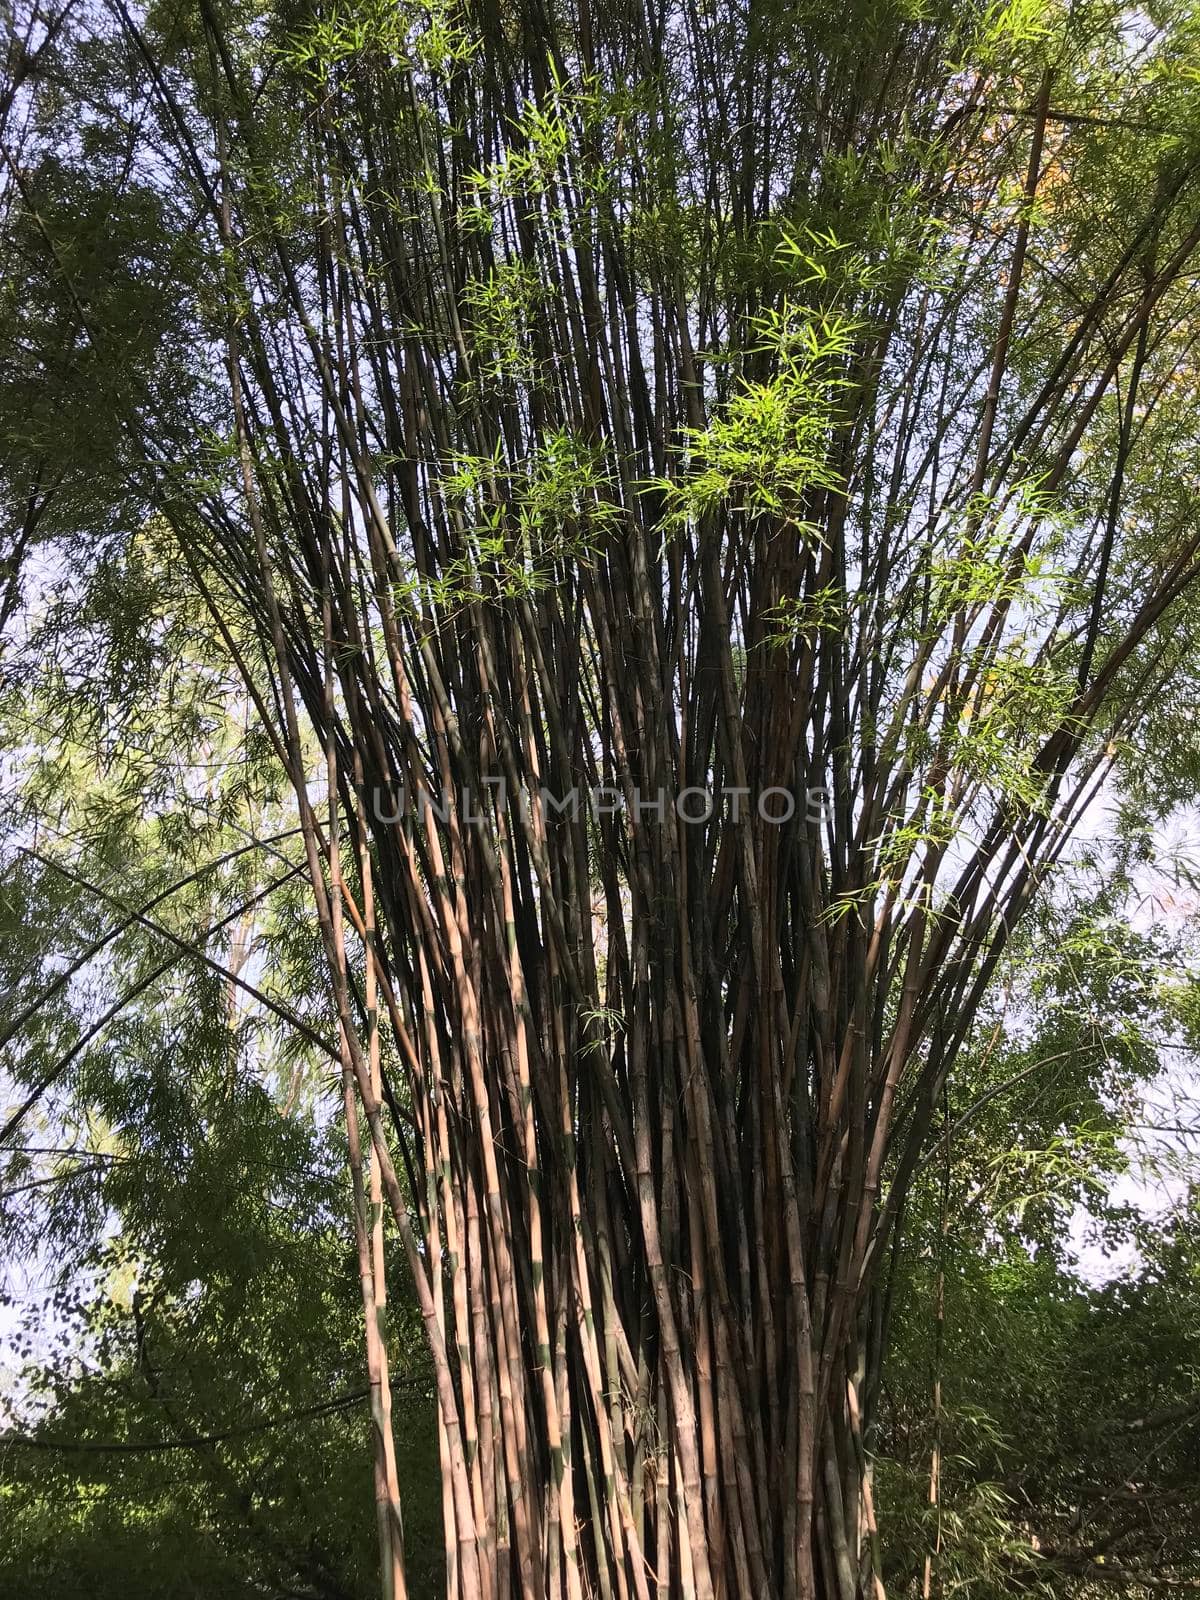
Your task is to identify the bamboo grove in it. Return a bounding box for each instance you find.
[6,0,1200,1595]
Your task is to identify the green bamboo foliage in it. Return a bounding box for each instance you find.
[7,0,1200,1594]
